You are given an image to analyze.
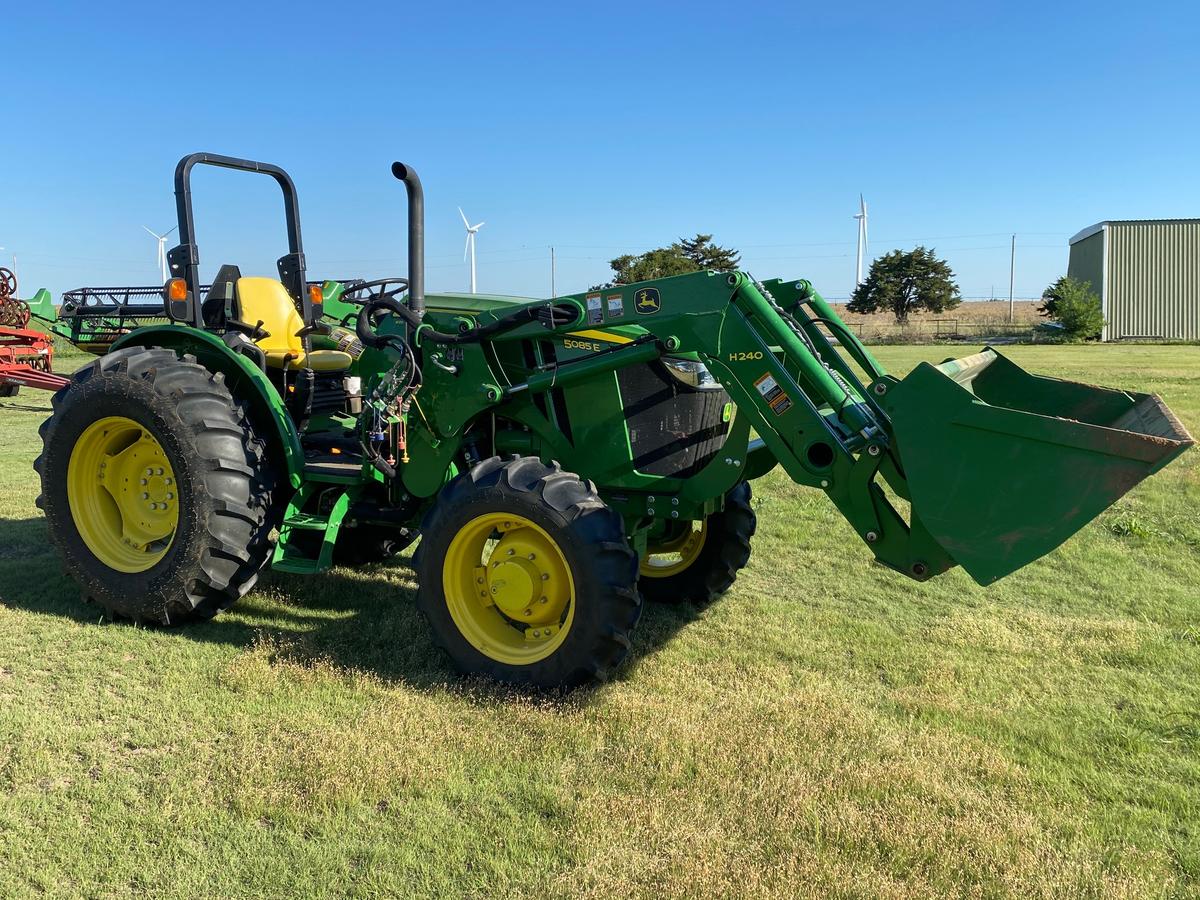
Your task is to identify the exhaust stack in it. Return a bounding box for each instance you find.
[391,162,425,321]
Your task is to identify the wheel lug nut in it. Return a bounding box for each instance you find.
[527,553,535,560]
[476,577,484,585]
[507,549,515,556]
[141,492,149,500]
[166,493,174,500]
[540,596,548,604]
[156,468,164,476]
[541,573,549,581]
[140,479,148,486]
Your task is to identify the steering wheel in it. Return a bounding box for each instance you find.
[338,277,409,307]
[348,279,419,350]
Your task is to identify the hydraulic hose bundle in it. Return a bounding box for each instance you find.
[353,294,577,478]
[354,295,576,351]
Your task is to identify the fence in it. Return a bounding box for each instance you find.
[840,316,1039,345]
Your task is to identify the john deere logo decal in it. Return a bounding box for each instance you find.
[634,287,661,315]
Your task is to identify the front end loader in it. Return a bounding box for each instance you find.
[34,153,1193,687]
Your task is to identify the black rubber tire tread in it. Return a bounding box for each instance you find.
[415,455,641,689]
[0,384,19,398]
[639,481,756,605]
[334,524,419,565]
[34,346,276,624]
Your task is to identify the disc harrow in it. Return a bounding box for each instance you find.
[0,268,30,328]
[0,269,69,395]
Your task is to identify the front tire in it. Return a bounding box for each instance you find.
[35,347,276,624]
[639,481,755,604]
[415,456,641,688]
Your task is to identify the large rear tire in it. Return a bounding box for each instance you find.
[639,481,755,604]
[415,456,641,688]
[35,347,276,624]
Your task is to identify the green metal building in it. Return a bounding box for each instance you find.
[1068,219,1200,341]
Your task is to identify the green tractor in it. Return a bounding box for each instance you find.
[34,152,1193,687]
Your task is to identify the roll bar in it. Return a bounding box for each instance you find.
[167,152,309,328]
[164,153,426,329]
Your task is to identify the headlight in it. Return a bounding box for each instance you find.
[662,357,721,389]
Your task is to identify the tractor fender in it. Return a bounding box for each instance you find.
[110,326,305,489]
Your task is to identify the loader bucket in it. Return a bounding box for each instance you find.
[882,348,1193,585]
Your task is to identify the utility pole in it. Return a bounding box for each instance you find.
[1008,234,1016,323]
[550,246,556,298]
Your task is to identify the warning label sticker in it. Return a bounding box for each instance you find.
[585,293,603,324]
[607,294,624,318]
[754,372,793,416]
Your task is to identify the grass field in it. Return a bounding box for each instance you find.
[1,345,1198,898]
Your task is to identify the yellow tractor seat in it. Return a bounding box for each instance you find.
[235,277,353,372]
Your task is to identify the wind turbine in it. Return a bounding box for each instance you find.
[854,194,868,289]
[143,225,177,284]
[459,207,485,294]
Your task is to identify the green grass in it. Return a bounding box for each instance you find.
[1,345,1198,898]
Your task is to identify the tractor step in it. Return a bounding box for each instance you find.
[282,511,330,531]
[271,483,359,574]
[271,551,328,575]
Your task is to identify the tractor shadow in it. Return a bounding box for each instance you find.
[0,515,701,695]
[231,564,705,694]
[0,400,55,414]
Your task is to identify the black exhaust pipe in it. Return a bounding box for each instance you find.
[391,162,425,321]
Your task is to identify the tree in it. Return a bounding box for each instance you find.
[593,234,740,289]
[1039,275,1074,318]
[1039,276,1104,341]
[848,247,961,323]
[679,234,740,271]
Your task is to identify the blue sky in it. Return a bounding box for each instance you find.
[3,1,1197,302]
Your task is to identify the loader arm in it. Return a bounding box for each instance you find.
[548,270,955,581]
[529,270,1192,584]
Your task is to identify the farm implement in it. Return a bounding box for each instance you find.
[54,285,174,354]
[0,269,67,396]
[33,152,1194,688]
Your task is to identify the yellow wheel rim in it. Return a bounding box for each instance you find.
[67,416,179,573]
[443,513,575,665]
[640,520,708,579]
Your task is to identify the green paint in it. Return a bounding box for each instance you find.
[84,265,1192,584]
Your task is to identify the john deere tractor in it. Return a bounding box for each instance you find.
[34,152,1193,687]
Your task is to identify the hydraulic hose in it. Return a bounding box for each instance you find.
[355,296,576,350]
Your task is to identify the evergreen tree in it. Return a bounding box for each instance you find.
[593,234,740,289]
[848,247,962,323]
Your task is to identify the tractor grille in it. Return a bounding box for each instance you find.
[617,361,731,478]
